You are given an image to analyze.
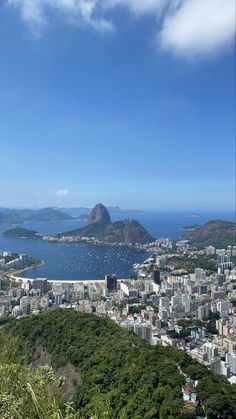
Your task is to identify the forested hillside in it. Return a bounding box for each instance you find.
[1,309,236,418]
[185,220,236,247]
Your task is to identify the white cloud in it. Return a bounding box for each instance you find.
[7,0,113,37]
[159,0,235,58]
[7,0,236,59]
[8,0,46,37]
[104,0,167,16]
[56,188,72,196]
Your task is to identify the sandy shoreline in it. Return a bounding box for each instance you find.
[5,260,45,279]
[7,260,108,283]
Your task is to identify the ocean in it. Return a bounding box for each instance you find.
[0,210,234,280]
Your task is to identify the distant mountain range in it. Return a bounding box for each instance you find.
[3,205,235,248]
[3,204,153,245]
[53,206,144,218]
[184,219,236,247]
[0,207,72,224]
[0,205,143,224]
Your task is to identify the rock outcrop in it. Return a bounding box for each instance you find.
[87,203,111,225]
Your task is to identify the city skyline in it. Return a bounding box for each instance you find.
[0,0,235,210]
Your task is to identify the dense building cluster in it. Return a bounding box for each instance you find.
[1,239,236,386]
[0,251,28,269]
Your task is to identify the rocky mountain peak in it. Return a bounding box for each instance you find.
[87,203,111,225]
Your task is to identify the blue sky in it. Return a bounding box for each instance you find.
[0,0,235,210]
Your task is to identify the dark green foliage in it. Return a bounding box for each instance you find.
[197,375,236,419]
[4,309,236,418]
[167,329,191,339]
[205,320,218,335]
[177,317,218,336]
[0,317,11,326]
[128,304,146,314]
[203,310,220,321]
[169,255,217,273]
[177,319,203,329]
[6,310,184,417]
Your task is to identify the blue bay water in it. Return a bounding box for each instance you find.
[0,210,234,280]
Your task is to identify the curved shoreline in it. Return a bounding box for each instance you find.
[6,260,44,282]
[10,273,109,285]
[6,260,44,277]
[9,260,110,284]
[5,242,146,284]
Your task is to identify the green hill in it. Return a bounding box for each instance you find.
[59,203,154,244]
[103,219,154,244]
[2,309,236,418]
[3,227,40,239]
[184,219,236,247]
[60,219,154,244]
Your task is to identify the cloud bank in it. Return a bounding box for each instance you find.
[7,0,236,58]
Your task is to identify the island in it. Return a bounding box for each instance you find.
[3,227,41,239]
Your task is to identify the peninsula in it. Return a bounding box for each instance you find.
[184,219,236,248]
[54,203,154,245]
